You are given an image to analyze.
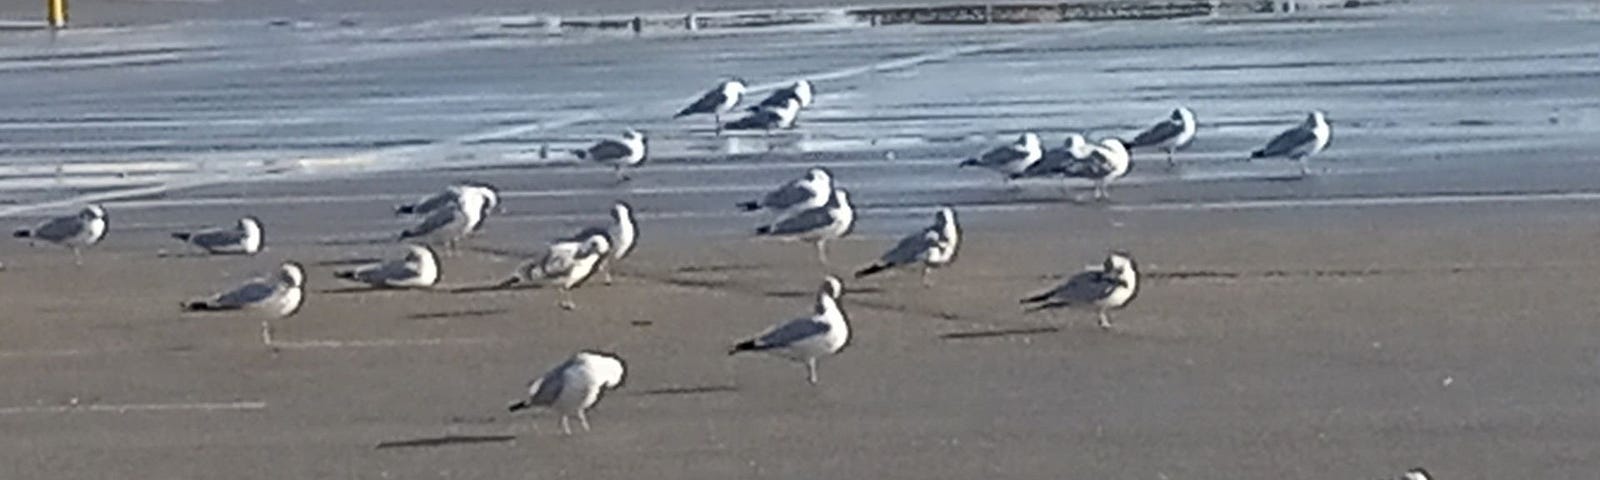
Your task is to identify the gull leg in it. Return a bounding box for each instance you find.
[261,320,274,347]
[1098,310,1112,330]
[1166,148,1176,169]
[713,113,723,136]
[614,166,629,183]
[577,410,591,432]
[921,266,933,288]
[559,288,576,310]
[601,262,614,286]
[1093,180,1108,201]
[560,416,572,435]
[1298,157,1311,178]
[805,358,819,385]
[73,247,83,266]
[815,240,829,267]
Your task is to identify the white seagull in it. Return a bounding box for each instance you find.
[333,244,441,289]
[1020,133,1096,178]
[674,79,747,135]
[170,216,263,255]
[959,132,1043,180]
[1020,251,1139,329]
[855,206,959,286]
[749,79,814,112]
[507,350,626,435]
[1389,468,1433,480]
[564,202,637,285]
[181,261,306,346]
[504,233,611,310]
[573,129,648,182]
[1062,138,1132,201]
[1126,107,1197,167]
[755,188,854,266]
[1251,110,1331,177]
[12,204,108,265]
[738,168,833,222]
[398,192,487,250]
[395,183,500,219]
[729,276,849,384]
[723,97,801,133]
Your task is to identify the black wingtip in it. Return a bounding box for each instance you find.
[394,205,416,215]
[170,232,192,242]
[958,158,978,168]
[12,229,30,238]
[855,264,886,279]
[571,149,589,160]
[333,270,356,281]
[181,301,212,312]
[755,225,773,235]
[728,340,759,356]
[507,400,530,412]
[1250,149,1265,159]
[737,201,761,212]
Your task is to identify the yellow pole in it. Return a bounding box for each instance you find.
[47,0,67,29]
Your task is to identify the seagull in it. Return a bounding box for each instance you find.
[398,193,486,250]
[755,188,854,266]
[748,79,814,111]
[573,129,648,182]
[333,244,440,289]
[1389,468,1433,480]
[181,262,306,347]
[12,204,108,265]
[507,350,626,435]
[959,132,1043,180]
[674,79,747,135]
[170,216,263,255]
[737,168,833,222]
[395,183,501,233]
[855,206,959,286]
[1019,133,1095,178]
[1062,138,1131,201]
[564,202,636,285]
[723,97,801,133]
[1251,110,1330,177]
[1020,251,1139,329]
[503,233,611,310]
[729,276,849,385]
[1125,107,1197,168]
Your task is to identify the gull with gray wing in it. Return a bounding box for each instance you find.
[508,350,626,435]
[675,79,747,135]
[181,262,306,347]
[1125,107,1197,168]
[12,204,108,265]
[755,188,854,266]
[503,233,611,310]
[573,130,647,182]
[855,207,959,286]
[171,216,263,255]
[1251,110,1330,177]
[730,277,850,385]
[1020,251,1139,329]
[724,97,801,133]
[563,202,636,285]
[959,132,1042,181]
[333,244,440,289]
[738,168,832,224]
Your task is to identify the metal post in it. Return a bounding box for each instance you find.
[47,0,67,29]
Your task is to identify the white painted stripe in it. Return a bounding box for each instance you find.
[1111,191,1600,212]
[0,401,265,415]
[271,337,506,350]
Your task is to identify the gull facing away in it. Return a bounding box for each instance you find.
[959,132,1043,180]
[503,233,611,310]
[755,188,854,266]
[855,206,959,286]
[12,204,108,265]
[723,97,801,133]
[729,276,849,384]
[395,183,501,224]
[508,350,626,435]
[564,202,636,285]
[749,79,814,111]
[333,244,440,289]
[171,216,263,255]
[181,262,306,347]
[737,167,832,222]
[1063,138,1132,201]
[573,129,647,182]
[1251,110,1330,177]
[398,192,487,250]
[1020,251,1139,329]
[674,79,747,135]
[1125,107,1197,168]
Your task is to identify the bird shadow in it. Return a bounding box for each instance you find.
[464,245,537,260]
[155,251,213,259]
[938,326,1061,341]
[316,237,393,247]
[374,434,517,450]
[443,282,539,294]
[764,286,884,299]
[315,257,385,267]
[675,263,764,274]
[406,308,508,320]
[632,384,739,397]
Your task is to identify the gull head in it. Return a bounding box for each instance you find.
[830,188,851,208]
[622,129,645,144]
[1018,132,1041,150]
[1098,138,1129,158]
[1402,468,1432,480]
[1173,107,1195,124]
[459,183,501,214]
[806,167,832,185]
[583,234,613,257]
[404,244,437,266]
[936,206,957,227]
[1307,110,1327,127]
[278,262,306,288]
[81,204,107,220]
[723,79,747,96]
[611,201,633,223]
[576,350,628,389]
[1064,133,1089,152]
[792,79,815,107]
[1104,250,1137,276]
[819,276,844,299]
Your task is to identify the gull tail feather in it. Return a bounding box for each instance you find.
[737,201,761,212]
[507,399,532,412]
[855,263,890,279]
[12,229,31,238]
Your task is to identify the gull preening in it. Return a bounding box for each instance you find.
[181,262,306,346]
[1252,110,1330,177]
[12,204,108,264]
[171,216,263,255]
[855,206,959,286]
[738,168,833,222]
[508,350,626,435]
[755,188,854,266]
[395,183,501,224]
[749,79,814,111]
[1063,138,1132,201]
[563,202,637,285]
[724,97,801,133]
[574,129,648,182]
[1126,107,1197,168]
[1020,251,1139,329]
[399,191,488,249]
[674,79,747,135]
[503,233,611,310]
[729,276,850,384]
[333,244,441,289]
[959,132,1042,180]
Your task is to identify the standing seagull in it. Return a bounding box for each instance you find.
[1385,468,1433,480]
[171,216,263,255]
[12,204,108,265]
[723,97,801,133]
[1020,251,1139,329]
[395,183,501,233]
[749,79,814,111]
[573,129,647,182]
[755,188,854,266]
[1251,110,1331,177]
[1126,107,1197,168]
[738,168,833,222]
[729,276,849,385]
[959,132,1043,180]
[1063,138,1132,201]
[503,233,611,310]
[181,262,306,347]
[855,206,959,286]
[1020,133,1095,178]
[507,350,626,435]
[399,193,486,250]
[674,79,747,135]
[565,202,637,285]
[333,244,440,289]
